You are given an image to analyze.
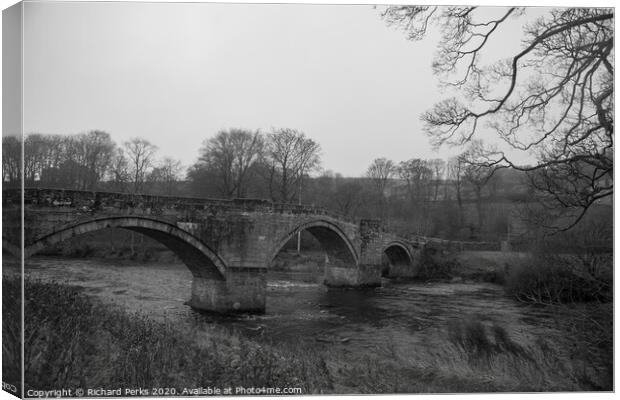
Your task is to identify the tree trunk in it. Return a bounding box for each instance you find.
[456,184,464,228]
[475,188,484,234]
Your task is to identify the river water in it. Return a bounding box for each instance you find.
[22,256,565,358]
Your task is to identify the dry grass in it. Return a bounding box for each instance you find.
[4,276,612,394]
[5,277,332,393]
[380,317,612,392]
[326,315,612,393]
[2,274,22,395]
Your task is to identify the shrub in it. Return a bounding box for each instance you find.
[415,247,458,281]
[503,250,612,304]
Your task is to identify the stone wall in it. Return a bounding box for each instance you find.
[5,187,423,313]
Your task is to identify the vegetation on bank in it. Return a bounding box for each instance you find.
[503,251,612,304]
[439,313,612,391]
[2,275,22,395]
[6,277,332,394]
[3,275,612,393]
[408,235,613,391]
[415,216,612,299]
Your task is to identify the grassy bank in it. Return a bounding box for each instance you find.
[3,275,611,393]
[413,248,613,391]
[7,276,332,393]
[2,274,22,395]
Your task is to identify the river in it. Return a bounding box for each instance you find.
[22,255,565,358]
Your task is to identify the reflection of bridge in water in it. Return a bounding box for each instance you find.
[3,188,423,313]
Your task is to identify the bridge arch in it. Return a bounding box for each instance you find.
[270,219,359,267]
[25,216,227,280]
[382,241,415,277]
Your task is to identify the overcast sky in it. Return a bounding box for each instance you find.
[21,2,542,177]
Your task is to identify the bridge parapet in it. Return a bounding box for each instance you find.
[4,187,425,313]
[5,188,353,222]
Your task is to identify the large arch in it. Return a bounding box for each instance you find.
[25,216,227,280]
[382,241,415,277]
[269,219,359,268]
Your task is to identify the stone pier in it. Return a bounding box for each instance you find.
[323,264,382,287]
[5,188,424,313]
[188,268,267,313]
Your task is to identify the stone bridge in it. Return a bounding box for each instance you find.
[3,188,423,313]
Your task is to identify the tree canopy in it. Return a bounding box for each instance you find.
[194,128,264,198]
[381,6,613,230]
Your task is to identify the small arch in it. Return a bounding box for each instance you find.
[25,217,226,280]
[382,241,414,278]
[270,219,359,267]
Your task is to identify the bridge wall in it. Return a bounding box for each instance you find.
[4,188,422,313]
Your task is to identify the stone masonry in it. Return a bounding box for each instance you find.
[3,188,422,313]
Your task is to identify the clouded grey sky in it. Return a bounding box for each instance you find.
[22,1,535,176]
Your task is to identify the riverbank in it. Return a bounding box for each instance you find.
[7,261,613,393]
[5,275,333,394]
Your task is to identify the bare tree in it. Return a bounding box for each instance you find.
[366,157,396,219]
[524,155,613,231]
[381,6,613,230]
[23,134,48,185]
[193,129,264,199]
[306,172,367,219]
[108,148,131,192]
[366,157,396,195]
[124,138,158,194]
[186,163,219,198]
[427,158,446,201]
[460,141,495,234]
[38,135,67,187]
[148,157,184,196]
[397,159,434,234]
[266,128,321,203]
[77,130,115,190]
[2,136,21,186]
[335,181,364,218]
[19,132,114,190]
[446,156,466,228]
[398,159,433,204]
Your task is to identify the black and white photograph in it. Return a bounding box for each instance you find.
[1,0,615,397]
